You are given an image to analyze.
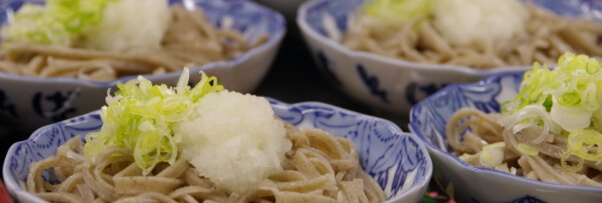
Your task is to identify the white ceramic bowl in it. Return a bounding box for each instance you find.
[296,0,601,117]
[409,71,602,203]
[3,98,432,203]
[0,0,286,135]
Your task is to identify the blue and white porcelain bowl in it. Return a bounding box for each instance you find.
[0,0,285,135]
[3,99,433,203]
[408,71,602,203]
[296,0,602,117]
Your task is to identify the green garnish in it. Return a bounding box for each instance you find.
[2,0,117,45]
[363,0,432,22]
[501,52,602,172]
[562,129,602,172]
[83,68,224,174]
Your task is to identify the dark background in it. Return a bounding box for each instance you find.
[254,24,375,118]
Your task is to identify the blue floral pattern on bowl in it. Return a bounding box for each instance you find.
[315,51,342,86]
[529,0,602,20]
[357,64,389,104]
[3,98,433,203]
[302,0,362,37]
[0,0,286,135]
[409,71,602,202]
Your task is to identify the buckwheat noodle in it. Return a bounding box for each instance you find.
[446,108,602,186]
[25,122,386,203]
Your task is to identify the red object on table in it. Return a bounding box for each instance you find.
[0,179,13,203]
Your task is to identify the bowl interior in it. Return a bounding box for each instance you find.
[0,0,285,84]
[301,0,602,46]
[4,99,432,202]
[409,71,523,152]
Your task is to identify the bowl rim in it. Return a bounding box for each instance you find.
[0,0,287,87]
[2,97,433,203]
[408,70,602,193]
[296,0,532,75]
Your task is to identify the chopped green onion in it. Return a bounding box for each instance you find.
[1,0,118,45]
[83,68,224,175]
[501,52,602,172]
[479,147,504,168]
[364,0,432,22]
[483,142,505,150]
[517,143,539,156]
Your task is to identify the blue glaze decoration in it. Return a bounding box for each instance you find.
[32,89,80,122]
[316,51,342,86]
[410,72,518,152]
[357,64,389,104]
[303,0,363,37]
[0,89,18,118]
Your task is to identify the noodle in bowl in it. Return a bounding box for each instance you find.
[409,71,602,203]
[296,0,602,116]
[0,0,285,136]
[2,99,432,203]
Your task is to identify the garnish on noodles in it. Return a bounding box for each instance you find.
[82,69,224,175]
[447,52,602,186]
[25,69,387,202]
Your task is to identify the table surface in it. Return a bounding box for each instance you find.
[0,22,451,203]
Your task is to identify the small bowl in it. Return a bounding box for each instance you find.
[0,0,286,135]
[296,0,601,117]
[408,71,602,202]
[3,98,432,203]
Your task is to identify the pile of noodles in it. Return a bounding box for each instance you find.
[25,122,386,203]
[0,5,267,82]
[446,108,602,187]
[340,3,602,69]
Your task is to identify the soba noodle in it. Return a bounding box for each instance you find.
[0,5,267,81]
[446,108,602,187]
[25,122,386,203]
[340,3,602,69]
